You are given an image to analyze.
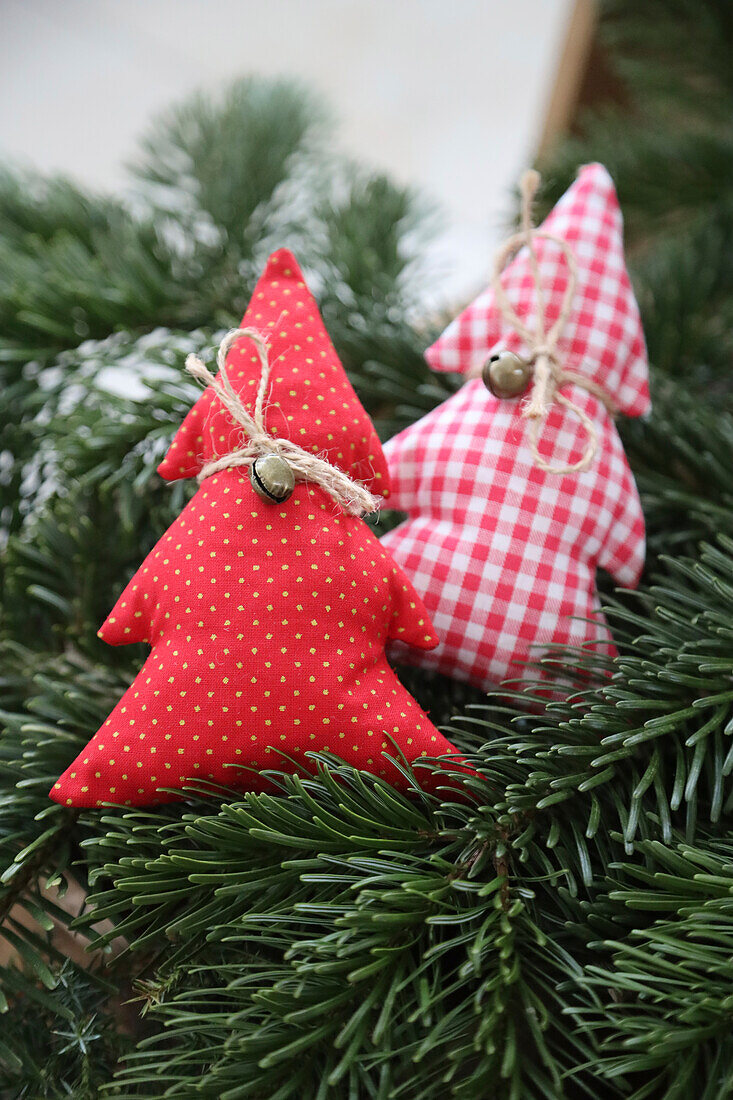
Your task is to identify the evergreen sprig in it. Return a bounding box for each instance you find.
[1,2,732,1096]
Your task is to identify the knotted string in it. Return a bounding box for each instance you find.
[471,169,615,475]
[185,328,381,516]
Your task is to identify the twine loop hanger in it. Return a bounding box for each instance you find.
[477,170,616,475]
[185,328,381,516]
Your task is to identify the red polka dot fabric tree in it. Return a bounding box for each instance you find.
[51,250,460,808]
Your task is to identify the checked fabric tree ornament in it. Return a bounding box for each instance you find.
[381,165,650,692]
[51,249,462,808]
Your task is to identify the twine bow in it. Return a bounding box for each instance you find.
[185,328,381,516]
[474,169,615,475]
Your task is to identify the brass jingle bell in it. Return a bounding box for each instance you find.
[482,350,532,400]
[249,453,295,503]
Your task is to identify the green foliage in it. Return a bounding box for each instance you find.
[538,0,733,393]
[1,2,732,1096]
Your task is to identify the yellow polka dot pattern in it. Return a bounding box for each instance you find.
[157,248,391,500]
[50,463,458,807]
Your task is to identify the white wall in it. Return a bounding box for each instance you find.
[0,0,572,302]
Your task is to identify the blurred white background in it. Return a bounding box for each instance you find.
[0,0,574,301]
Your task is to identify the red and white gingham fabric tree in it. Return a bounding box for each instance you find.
[381,164,650,691]
[51,249,461,808]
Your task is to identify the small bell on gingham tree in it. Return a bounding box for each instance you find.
[381,164,650,693]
